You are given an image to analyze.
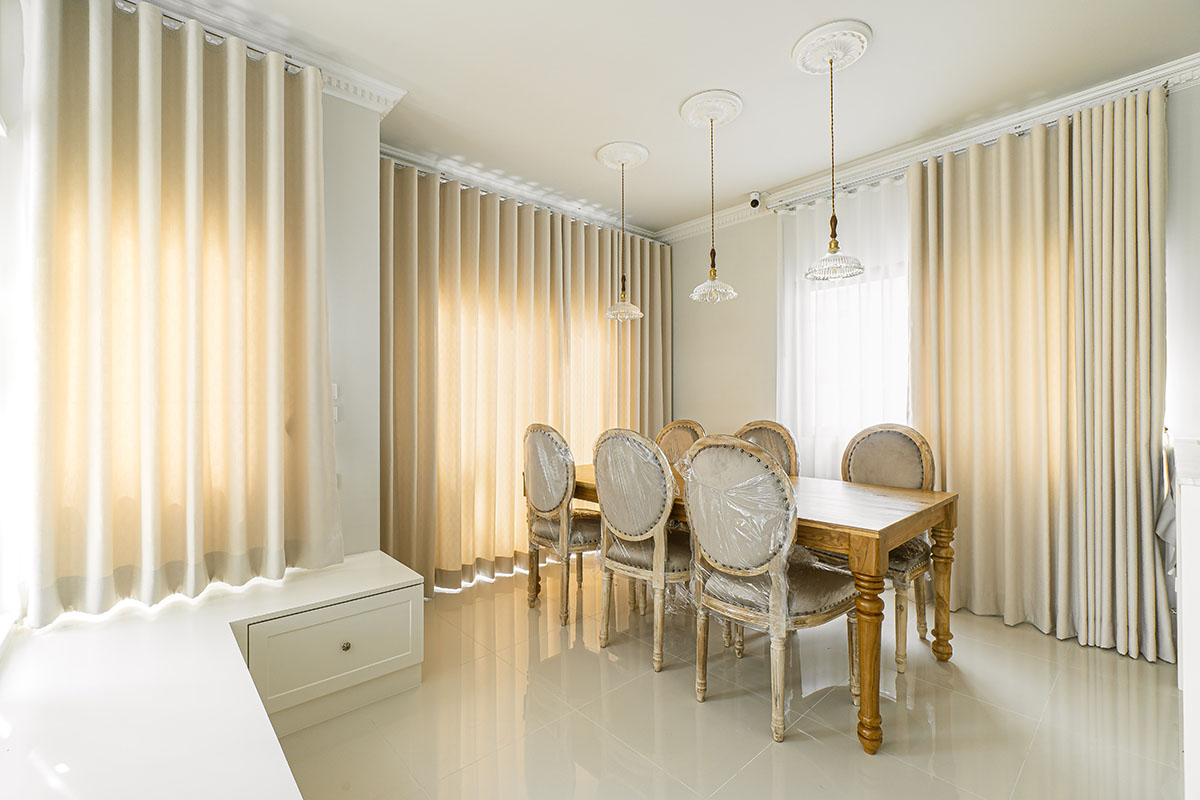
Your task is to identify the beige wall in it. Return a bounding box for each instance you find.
[322,95,382,555]
[1166,86,1200,440]
[670,213,780,435]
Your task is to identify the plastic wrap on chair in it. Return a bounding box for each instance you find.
[680,437,798,612]
[656,422,703,467]
[594,431,671,539]
[524,425,574,514]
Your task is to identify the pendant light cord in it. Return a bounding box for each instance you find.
[709,117,717,278]
[828,57,838,245]
[620,162,626,296]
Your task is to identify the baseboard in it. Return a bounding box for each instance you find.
[269,663,422,738]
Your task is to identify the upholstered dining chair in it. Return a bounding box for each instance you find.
[830,424,936,674]
[524,424,602,626]
[682,435,859,742]
[594,428,692,672]
[727,419,800,652]
[735,420,799,476]
[655,419,706,466]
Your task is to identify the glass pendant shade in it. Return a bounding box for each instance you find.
[690,276,738,303]
[605,293,644,321]
[805,243,863,281]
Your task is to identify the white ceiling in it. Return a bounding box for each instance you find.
[208,0,1200,232]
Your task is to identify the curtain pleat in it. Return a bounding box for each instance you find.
[23,0,342,628]
[380,162,671,593]
[908,87,1173,661]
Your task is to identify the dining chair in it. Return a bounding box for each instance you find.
[828,424,936,674]
[594,428,692,672]
[734,420,799,476]
[524,424,602,625]
[729,419,800,651]
[655,419,706,466]
[682,435,859,742]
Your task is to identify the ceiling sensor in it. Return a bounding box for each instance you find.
[792,20,872,74]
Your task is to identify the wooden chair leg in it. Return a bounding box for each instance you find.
[847,610,860,707]
[914,571,929,640]
[527,544,539,608]
[770,635,786,742]
[560,557,570,626]
[652,587,666,672]
[576,552,584,587]
[734,623,745,658]
[696,608,710,701]
[599,569,613,647]
[722,619,732,648]
[638,581,648,616]
[628,576,637,611]
[894,578,909,674]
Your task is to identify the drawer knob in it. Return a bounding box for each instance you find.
[341,641,352,652]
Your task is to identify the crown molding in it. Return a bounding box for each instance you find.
[655,206,772,245]
[763,49,1200,211]
[654,49,1200,241]
[382,144,662,242]
[143,0,407,117]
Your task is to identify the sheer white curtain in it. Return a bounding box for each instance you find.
[778,177,909,478]
[17,0,342,628]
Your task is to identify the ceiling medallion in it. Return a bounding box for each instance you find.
[791,20,872,74]
[679,89,744,129]
[596,141,649,171]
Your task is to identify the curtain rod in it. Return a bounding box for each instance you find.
[768,79,1172,212]
[381,148,666,243]
[114,0,309,74]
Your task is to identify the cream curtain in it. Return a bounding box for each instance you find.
[908,86,1173,661]
[22,0,342,628]
[778,178,910,479]
[380,162,672,592]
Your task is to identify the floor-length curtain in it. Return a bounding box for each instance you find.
[908,86,1173,661]
[22,0,342,628]
[380,162,672,592]
[778,177,909,478]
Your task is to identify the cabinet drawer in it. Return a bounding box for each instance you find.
[248,586,423,713]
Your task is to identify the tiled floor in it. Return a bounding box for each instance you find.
[279,554,1182,799]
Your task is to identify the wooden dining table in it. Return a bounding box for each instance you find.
[571,464,959,756]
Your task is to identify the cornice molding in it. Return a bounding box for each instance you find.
[656,49,1200,241]
[655,206,772,245]
[382,144,662,242]
[145,0,407,117]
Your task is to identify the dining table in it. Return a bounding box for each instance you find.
[571,463,960,756]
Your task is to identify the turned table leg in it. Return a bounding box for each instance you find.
[528,544,540,608]
[852,571,885,755]
[931,525,956,662]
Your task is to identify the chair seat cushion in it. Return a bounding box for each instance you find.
[531,510,602,548]
[806,537,931,579]
[606,531,691,573]
[886,538,931,574]
[704,559,855,617]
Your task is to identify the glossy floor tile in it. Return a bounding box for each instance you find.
[280,554,1182,799]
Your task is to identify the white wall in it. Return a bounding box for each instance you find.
[670,213,780,434]
[1166,86,1200,440]
[322,95,382,555]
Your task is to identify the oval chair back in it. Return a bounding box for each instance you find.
[593,428,674,542]
[734,420,799,477]
[841,424,934,491]
[655,419,706,466]
[524,423,574,517]
[681,435,796,577]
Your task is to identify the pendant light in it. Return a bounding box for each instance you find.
[680,90,742,304]
[597,141,649,321]
[793,21,871,282]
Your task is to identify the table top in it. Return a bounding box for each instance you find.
[574,464,957,540]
